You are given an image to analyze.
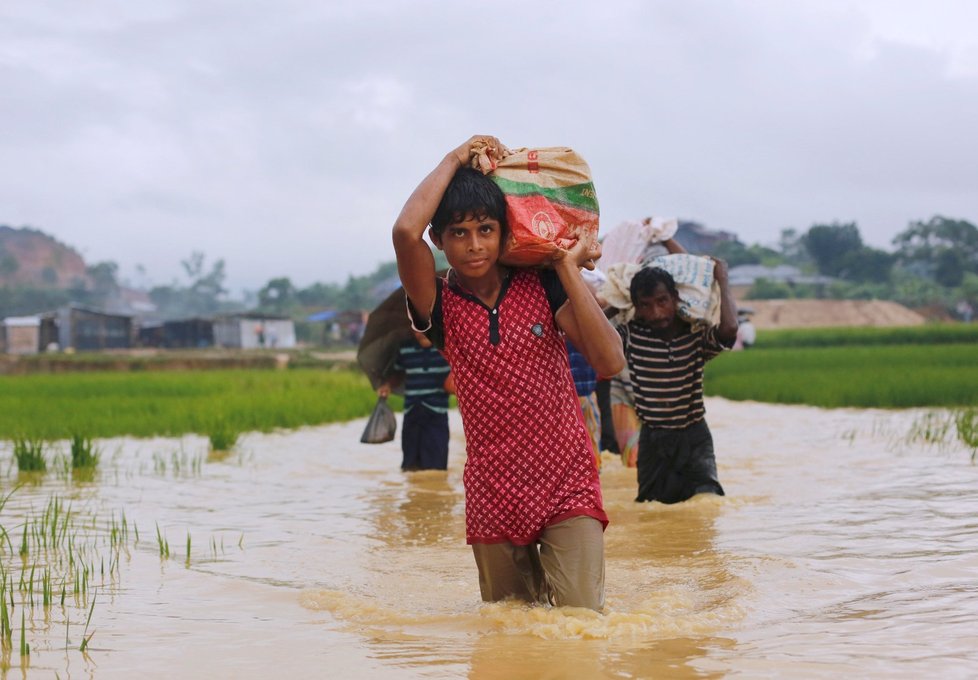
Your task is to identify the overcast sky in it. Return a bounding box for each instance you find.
[2,1,976,295]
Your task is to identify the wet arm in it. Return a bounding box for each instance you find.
[554,244,625,378]
[663,237,686,254]
[712,258,739,345]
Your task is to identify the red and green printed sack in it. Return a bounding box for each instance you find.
[487,147,600,267]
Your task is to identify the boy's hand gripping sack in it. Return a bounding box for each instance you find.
[360,396,397,444]
[472,145,600,267]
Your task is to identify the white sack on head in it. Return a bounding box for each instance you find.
[648,254,721,325]
[600,255,720,327]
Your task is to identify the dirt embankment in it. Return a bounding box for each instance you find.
[0,349,359,375]
[739,299,926,330]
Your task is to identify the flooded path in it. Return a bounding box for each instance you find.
[1,398,976,679]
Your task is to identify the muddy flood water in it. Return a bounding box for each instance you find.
[1,398,977,679]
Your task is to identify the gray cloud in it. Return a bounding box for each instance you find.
[1,1,976,293]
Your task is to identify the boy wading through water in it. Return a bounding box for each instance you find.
[621,263,738,504]
[392,135,625,611]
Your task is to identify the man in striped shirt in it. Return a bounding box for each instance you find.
[378,330,454,470]
[619,260,739,503]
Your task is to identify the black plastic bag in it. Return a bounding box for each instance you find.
[360,396,397,444]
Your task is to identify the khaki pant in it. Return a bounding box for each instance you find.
[471,516,605,611]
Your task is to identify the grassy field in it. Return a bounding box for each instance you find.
[1,325,976,441]
[752,323,978,349]
[706,342,978,408]
[0,368,387,439]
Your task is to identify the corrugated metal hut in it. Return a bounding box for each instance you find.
[48,305,134,351]
[213,313,295,349]
[1,316,41,355]
[162,318,214,348]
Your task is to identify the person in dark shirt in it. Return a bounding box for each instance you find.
[378,330,453,471]
[619,259,738,503]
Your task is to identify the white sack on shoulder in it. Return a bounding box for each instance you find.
[599,255,720,326]
[648,254,721,325]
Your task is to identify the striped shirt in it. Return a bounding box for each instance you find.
[619,322,728,429]
[392,342,451,414]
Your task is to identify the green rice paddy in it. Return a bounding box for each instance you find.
[1,325,976,442]
[751,323,978,349]
[706,342,977,408]
[0,368,383,440]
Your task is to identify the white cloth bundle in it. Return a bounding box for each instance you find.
[599,217,679,268]
[599,255,719,326]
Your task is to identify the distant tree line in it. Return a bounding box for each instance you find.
[1,217,974,322]
[708,215,978,315]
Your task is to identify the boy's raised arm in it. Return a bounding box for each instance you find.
[392,135,504,321]
[553,236,626,378]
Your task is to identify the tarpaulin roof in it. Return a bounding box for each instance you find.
[306,310,338,322]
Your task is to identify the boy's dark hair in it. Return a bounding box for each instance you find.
[430,167,508,237]
[630,267,679,306]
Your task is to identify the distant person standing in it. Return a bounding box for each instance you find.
[619,259,738,504]
[956,300,974,323]
[734,310,756,350]
[378,330,454,471]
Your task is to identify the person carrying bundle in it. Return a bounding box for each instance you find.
[618,257,738,504]
[391,135,624,612]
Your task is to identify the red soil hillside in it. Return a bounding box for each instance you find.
[0,226,90,289]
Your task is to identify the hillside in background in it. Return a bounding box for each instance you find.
[743,299,926,329]
[0,225,90,289]
[2,215,975,328]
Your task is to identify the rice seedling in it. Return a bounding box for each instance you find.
[185,532,192,566]
[954,408,978,461]
[0,487,16,553]
[903,408,978,460]
[207,421,239,452]
[69,434,100,470]
[906,411,953,447]
[19,611,27,657]
[155,524,170,559]
[0,582,10,652]
[78,595,96,653]
[12,438,46,473]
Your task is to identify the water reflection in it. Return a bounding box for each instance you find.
[365,470,464,547]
